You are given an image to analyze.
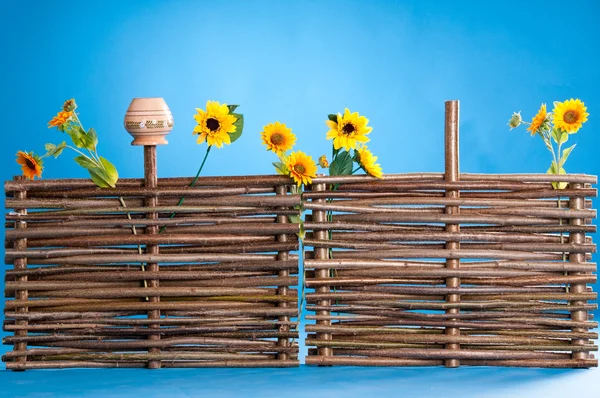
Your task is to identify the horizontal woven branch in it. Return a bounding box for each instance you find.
[4,174,300,370]
[304,174,598,368]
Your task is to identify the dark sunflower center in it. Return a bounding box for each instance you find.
[271,133,284,145]
[206,118,220,132]
[294,164,306,174]
[564,110,578,124]
[25,158,36,169]
[342,123,355,134]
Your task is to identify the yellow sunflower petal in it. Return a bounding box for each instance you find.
[325,120,338,130]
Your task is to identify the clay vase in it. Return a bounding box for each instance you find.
[124,97,174,146]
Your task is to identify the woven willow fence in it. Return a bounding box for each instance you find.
[3,174,300,370]
[2,101,598,370]
[303,102,598,368]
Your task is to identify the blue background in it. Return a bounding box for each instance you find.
[1,0,599,396]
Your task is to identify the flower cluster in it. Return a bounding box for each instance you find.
[508,98,588,189]
[16,98,118,188]
[261,108,384,187]
[324,108,383,179]
[262,121,317,187]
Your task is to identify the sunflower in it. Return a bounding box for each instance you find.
[48,111,72,128]
[318,155,329,168]
[356,146,383,179]
[261,121,296,154]
[527,104,548,136]
[16,151,43,180]
[285,151,317,186]
[193,100,237,148]
[553,99,588,133]
[326,108,372,150]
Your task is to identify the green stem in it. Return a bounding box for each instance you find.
[557,139,563,170]
[159,145,212,233]
[72,111,102,166]
[118,196,149,297]
[67,145,99,167]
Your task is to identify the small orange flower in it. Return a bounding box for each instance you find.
[527,104,547,136]
[48,111,72,128]
[16,151,43,180]
[318,155,329,168]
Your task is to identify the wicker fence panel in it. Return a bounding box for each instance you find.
[3,175,300,370]
[303,173,598,367]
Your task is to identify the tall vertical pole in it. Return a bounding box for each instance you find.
[568,183,589,362]
[276,184,290,361]
[312,181,332,359]
[12,175,28,370]
[444,100,461,368]
[144,145,161,369]
[125,97,172,369]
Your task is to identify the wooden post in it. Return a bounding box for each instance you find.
[123,97,172,369]
[144,146,161,369]
[444,100,461,368]
[568,183,589,363]
[12,175,28,370]
[312,181,332,359]
[276,184,290,361]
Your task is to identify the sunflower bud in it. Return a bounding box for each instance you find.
[508,111,522,130]
[63,98,77,112]
[318,155,329,168]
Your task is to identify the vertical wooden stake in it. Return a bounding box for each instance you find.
[144,146,161,369]
[568,183,589,363]
[276,184,290,361]
[312,181,332,360]
[12,175,28,371]
[444,100,461,368]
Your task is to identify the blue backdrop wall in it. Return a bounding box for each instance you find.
[1,0,599,379]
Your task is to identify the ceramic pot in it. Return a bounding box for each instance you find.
[124,97,174,146]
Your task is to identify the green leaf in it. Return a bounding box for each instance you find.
[228,113,244,143]
[86,128,98,149]
[88,169,112,188]
[227,105,239,113]
[547,161,567,190]
[74,155,98,170]
[288,215,302,224]
[288,214,305,239]
[559,144,576,168]
[272,161,289,176]
[44,141,67,158]
[73,156,118,188]
[98,156,119,187]
[551,128,561,144]
[298,221,305,240]
[67,124,87,148]
[327,114,338,123]
[552,169,568,189]
[329,150,353,176]
[559,132,568,145]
